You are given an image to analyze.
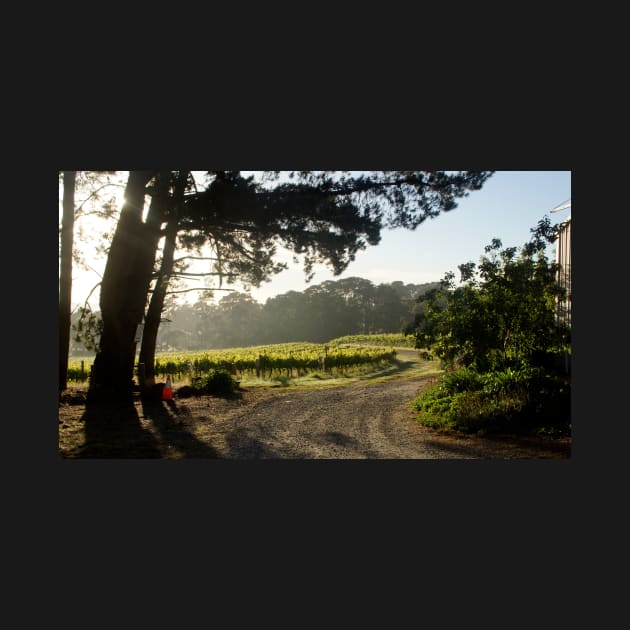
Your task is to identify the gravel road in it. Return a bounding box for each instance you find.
[157,376,570,459]
[198,377,442,459]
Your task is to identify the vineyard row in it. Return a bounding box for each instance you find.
[66,341,400,382]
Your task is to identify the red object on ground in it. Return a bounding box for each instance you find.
[162,374,173,400]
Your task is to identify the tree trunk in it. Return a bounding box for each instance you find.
[138,224,179,387]
[59,171,76,392]
[89,171,167,398]
[139,217,179,386]
[139,172,188,387]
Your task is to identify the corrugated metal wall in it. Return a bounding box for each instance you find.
[556,217,571,327]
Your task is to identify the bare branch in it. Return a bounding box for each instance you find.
[71,282,102,314]
[149,271,238,280]
[85,263,104,279]
[158,287,236,295]
[168,272,239,278]
[173,255,220,263]
[76,209,120,220]
[74,182,126,217]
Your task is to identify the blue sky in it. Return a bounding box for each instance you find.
[66,170,571,309]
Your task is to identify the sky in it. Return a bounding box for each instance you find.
[62,171,571,311]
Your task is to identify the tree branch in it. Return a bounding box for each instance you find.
[72,282,102,314]
[168,271,239,278]
[173,255,220,263]
[74,182,126,217]
[159,287,236,295]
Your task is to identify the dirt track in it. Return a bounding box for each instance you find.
[58,359,571,459]
[191,376,444,459]
[172,377,569,459]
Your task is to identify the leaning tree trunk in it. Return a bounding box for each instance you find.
[138,172,188,388]
[89,171,169,398]
[138,214,179,387]
[59,171,76,393]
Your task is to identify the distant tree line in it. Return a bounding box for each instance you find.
[157,277,440,350]
[71,277,439,354]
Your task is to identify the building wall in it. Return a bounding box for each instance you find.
[556,216,571,327]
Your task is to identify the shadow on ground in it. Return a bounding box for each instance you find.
[76,396,219,458]
[354,356,423,381]
[80,397,161,458]
[421,434,571,460]
[140,398,219,458]
[221,427,384,459]
[316,431,382,458]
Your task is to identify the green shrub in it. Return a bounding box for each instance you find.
[441,367,484,394]
[449,389,530,434]
[411,366,570,436]
[521,372,571,435]
[198,370,239,396]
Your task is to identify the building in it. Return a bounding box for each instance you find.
[550,199,571,375]
[555,214,571,328]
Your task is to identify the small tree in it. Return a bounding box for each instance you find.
[406,217,570,372]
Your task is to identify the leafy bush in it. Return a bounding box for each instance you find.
[441,367,484,393]
[520,372,571,435]
[448,389,531,434]
[411,382,460,430]
[411,366,570,436]
[198,369,239,396]
[176,370,239,397]
[406,218,571,374]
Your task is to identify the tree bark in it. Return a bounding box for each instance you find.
[89,171,167,398]
[139,172,188,387]
[138,218,178,386]
[59,171,76,392]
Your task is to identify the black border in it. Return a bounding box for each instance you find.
[33,101,600,585]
